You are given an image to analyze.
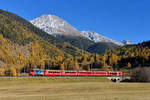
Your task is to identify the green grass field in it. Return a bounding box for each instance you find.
[0,77,150,100]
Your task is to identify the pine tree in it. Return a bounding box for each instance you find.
[102,54,107,67]
[127,62,131,68]
[74,58,79,70]
[90,56,94,63]
[0,68,5,76]
[60,63,65,70]
[82,55,88,66]
[11,67,17,77]
[109,53,119,70]
[87,64,90,71]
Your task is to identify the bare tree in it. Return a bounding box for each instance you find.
[131,67,150,82]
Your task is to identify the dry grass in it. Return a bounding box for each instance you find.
[0,77,149,100]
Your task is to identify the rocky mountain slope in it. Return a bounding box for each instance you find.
[81,31,124,45]
[31,14,122,53]
[31,14,123,45]
[31,14,95,50]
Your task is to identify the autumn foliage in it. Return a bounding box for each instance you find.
[0,9,150,76]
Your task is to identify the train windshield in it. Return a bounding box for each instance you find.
[35,70,44,75]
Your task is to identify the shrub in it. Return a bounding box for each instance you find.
[131,67,150,82]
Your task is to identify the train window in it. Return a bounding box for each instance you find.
[47,71,60,73]
[95,72,106,74]
[65,72,76,74]
[79,72,91,74]
[110,72,117,75]
[53,71,60,73]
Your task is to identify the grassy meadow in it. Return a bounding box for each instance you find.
[0,77,149,100]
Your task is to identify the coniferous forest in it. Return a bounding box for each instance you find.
[0,9,150,76]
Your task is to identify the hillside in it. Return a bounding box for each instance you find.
[0,10,74,72]
[0,9,98,76]
[87,42,118,54]
[102,41,150,70]
[1,9,116,76]
[1,9,149,76]
[57,35,95,50]
[0,9,87,57]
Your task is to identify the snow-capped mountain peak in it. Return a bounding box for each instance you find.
[31,14,81,36]
[31,14,124,46]
[122,40,132,45]
[81,31,124,46]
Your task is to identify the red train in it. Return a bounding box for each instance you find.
[29,69,123,77]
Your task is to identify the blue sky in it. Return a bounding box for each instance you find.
[0,0,150,44]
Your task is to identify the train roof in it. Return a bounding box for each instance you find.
[30,69,122,72]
